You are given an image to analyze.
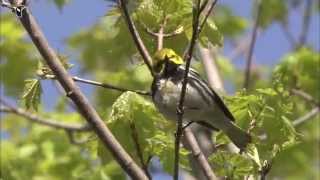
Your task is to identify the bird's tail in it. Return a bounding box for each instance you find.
[224,122,251,150]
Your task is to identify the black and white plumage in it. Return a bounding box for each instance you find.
[151,50,251,150]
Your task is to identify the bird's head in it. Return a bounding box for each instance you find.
[153,48,184,74]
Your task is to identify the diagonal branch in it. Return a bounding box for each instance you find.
[243,0,263,89]
[296,0,312,49]
[38,73,151,96]
[129,121,152,179]
[0,98,90,131]
[5,2,148,179]
[72,76,151,96]
[117,0,154,77]
[175,1,218,179]
[290,88,319,106]
[293,107,320,126]
[183,127,218,180]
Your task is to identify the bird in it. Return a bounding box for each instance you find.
[151,48,251,150]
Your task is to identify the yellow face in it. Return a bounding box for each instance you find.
[153,48,184,73]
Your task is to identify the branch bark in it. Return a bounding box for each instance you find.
[293,107,320,126]
[243,0,262,89]
[290,88,319,106]
[7,3,148,179]
[175,1,218,179]
[296,0,312,49]
[117,0,154,77]
[0,98,90,131]
[183,127,218,180]
[72,76,151,96]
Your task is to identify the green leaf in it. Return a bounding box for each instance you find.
[258,0,288,28]
[22,79,42,111]
[214,6,248,38]
[209,151,255,179]
[0,14,37,97]
[97,92,189,174]
[200,18,223,46]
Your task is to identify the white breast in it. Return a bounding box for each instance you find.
[153,78,211,122]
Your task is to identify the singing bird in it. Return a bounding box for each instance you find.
[151,48,251,150]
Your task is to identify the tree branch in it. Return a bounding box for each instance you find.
[279,22,297,49]
[0,99,91,131]
[129,122,152,179]
[157,17,167,50]
[37,72,151,96]
[296,0,312,49]
[198,0,218,34]
[292,107,320,126]
[6,2,148,179]
[175,1,218,179]
[290,88,319,106]
[141,19,184,39]
[183,127,218,180]
[117,0,154,77]
[243,0,262,89]
[72,76,151,96]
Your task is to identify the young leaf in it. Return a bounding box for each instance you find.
[209,151,255,179]
[97,92,189,174]
[22,79,42,111]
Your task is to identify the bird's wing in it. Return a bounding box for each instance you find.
[181,67,236,122]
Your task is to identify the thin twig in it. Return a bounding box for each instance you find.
[175,1,218,179]
[142,22,184,38]
[38,73,151,96]
[130,122,152,179]
[290,88,319,106]
[279,23,297,49]
[243,0,262,89]
[117,0,154,77]
[293,107,320,126]
[157,17,167,50]
[198,0,218,34]
[296,0,312,49]
[0,0,14,9]
[0,99,91,131]
[72,76,151,96]
[183,127,218,180]
[228,34,252,61]
[8,2,148,179]
[65,130,93,145]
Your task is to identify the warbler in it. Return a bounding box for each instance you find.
[151,48,251,150]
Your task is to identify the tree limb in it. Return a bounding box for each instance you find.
[183,127,218,180]
[129,121,152,179]
[243,0,262,89]
[290,88,319,106]
[0,98,91,131]
[175,1,218,179]
[279,22,297,49]
[296,0,312,49]
[5,2,149,179]
[72,76,151,96]
[293,107,320,126]
[117,0,154,77]
[37,72,151,96]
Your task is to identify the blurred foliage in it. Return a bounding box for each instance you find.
[257,0,288,28]
[1,0,319,179]
[97,92,189,174]
[0,14,38,97]
[213,5,248,38]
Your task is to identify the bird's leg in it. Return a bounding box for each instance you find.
[174,121,194,137]
[182,121,195,131]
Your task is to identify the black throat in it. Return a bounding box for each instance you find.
[162,60,179,78]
